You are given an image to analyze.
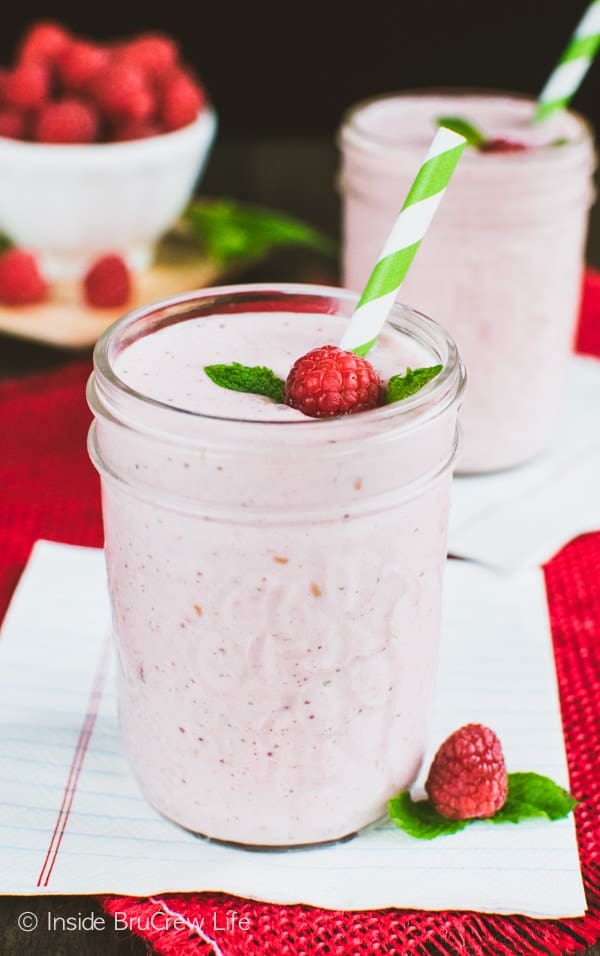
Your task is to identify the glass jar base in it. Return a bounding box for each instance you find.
[455,441,551,476]
[156,805,360,852]
[191,828,359,854]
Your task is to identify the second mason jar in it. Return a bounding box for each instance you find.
[339,90,596,473]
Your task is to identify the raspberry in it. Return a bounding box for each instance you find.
[0,248,47,306]
[160,71,204,131]
[18,22,71,66]
[480,138,528,154]
[57,41,110,91]
[284,345,381,418]
[0,108,27,139]
[34,100,99,144]
[4,64,50,110]
[425,723,508,820]
[83,254,131,308]
[93,64,154,122]
[117,34,179,80]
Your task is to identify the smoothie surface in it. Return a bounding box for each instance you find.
[349,93,586,152]
[114,310,433,421]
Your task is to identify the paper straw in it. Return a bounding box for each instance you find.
[535,1,600,121]
[340,127,466,357]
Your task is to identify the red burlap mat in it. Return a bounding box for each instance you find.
[1,274,599,955]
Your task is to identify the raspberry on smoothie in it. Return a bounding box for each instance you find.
[284,345,381,417]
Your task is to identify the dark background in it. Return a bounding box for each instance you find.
[0,0,598,139]
[3,0,599,259]
[4,0,600,254]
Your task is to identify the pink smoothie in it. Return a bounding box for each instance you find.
[88,287,464,846]
[340,92,596,472]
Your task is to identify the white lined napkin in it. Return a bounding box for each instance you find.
[0,540,586,916]
[449,355,600,570]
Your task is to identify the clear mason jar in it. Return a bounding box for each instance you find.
[339,90,596,473]
[87,283,465,848]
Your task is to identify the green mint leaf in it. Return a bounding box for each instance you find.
[0,233,13,254]
[388,792,469,840]
[437,116,487,148]
[204,362,285,403]
[388,772,576,840]
[183,199,337,265]
[491,772,578,824]
[386,365,442,403]
[388,773,576,841]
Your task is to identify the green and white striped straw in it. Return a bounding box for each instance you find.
[535,1,600,121]
[340,127,466,357]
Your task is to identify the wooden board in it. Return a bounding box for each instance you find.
[0,233,228,350]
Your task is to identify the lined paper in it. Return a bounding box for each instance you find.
[449,354,600,570]
[0,540,586,916]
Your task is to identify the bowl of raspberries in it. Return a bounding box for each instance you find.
[0,21,217,293]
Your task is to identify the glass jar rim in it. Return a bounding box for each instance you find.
[91,282,464,437]
[338,87,595,164]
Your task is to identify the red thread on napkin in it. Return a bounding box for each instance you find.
[1,271,599,955]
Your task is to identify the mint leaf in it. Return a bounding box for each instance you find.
[388,792,468,840]
[0,233,12,254]
[183,199,337,265]
[437,116,487,148]
[388,773,576,841]
[491,772,578,824]
[204,362,285,403]
[386,365,442,403]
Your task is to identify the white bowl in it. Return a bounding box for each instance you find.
[0,107,217,280]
